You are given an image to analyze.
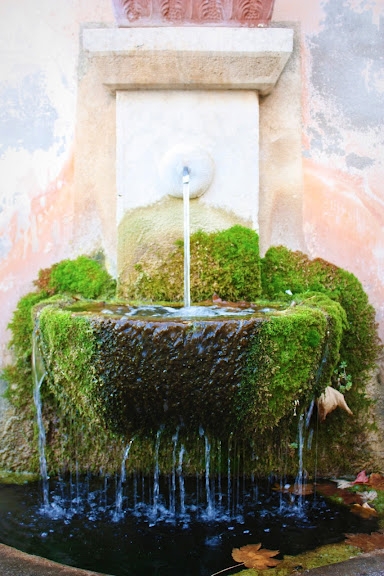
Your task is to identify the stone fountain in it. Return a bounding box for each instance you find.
[31,0,379,476]
[1,2,381,574]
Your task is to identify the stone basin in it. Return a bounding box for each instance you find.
[35,298,340,439]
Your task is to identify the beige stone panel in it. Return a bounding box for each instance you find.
[74,49,117,274]
[259,23,304,255]
[116,90,259,224]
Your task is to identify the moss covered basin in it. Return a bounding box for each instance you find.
[35,295,344,440]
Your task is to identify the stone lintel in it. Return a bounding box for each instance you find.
[82,27,293,95]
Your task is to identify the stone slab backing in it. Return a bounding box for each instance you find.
[74,24,303,277]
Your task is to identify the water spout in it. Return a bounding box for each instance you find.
[183,166,191,308]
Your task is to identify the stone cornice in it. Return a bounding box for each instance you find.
[82,26,293,95]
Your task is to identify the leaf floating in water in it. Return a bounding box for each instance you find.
[231,543,281,569]
[316,386,353,421]
[273,482,314,496]
[345,531,384,552]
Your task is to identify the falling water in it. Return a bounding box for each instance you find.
[151,428,163,523]
[169,429,179,515]
[295,413,305,511]
[217,440,222,506]
[198,429,216,519]
[178,445,186,515]
[182,166,191,307]
[114,440,134,520]
[204,434,214,518]
[294,401,315,512]
[227,435,232,515]
[32,329,49,509]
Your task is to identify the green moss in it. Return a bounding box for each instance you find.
[261,247,381,475]
[261,247,380,384]
[125,225,261,302]
[1,255,116,473]
[238,294,345,432]
[2,255,115,410]
[235,543,360,575]
[36,255,116,300]
[38,305,99,420]
[0,470,39,484]
[2,291,49,410]
[1,229,380,477]
[371,490,384,514]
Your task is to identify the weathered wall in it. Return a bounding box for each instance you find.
[1,0,383,366]
[0,1,115,367]
[274,0,384,341]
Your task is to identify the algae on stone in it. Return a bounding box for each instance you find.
[1,226,381,476]
[124,225,262,303]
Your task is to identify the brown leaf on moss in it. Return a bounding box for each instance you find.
[345,531,384,552]
[316,386,353,421]
[315,482,364,505]
[232,543,280,569]
[350,502,378,519]
[368,473,384,489]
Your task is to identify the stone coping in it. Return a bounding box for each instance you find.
[0,544,111,576]
[82,27,293,93]
[1,543,383,576]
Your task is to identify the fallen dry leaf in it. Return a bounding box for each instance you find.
[350,502,378,519]
[316,386,353,421]
[336,479,353,489]
[353,470,369,484]
[212,293,252,309]
[368,473,384,490]
[232,543,280,569]
[345,531,384,552]
[360,491,378,503]
[315,481,364,505]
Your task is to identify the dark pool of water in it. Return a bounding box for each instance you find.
[0,477,376,576]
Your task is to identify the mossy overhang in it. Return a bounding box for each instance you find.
[35,295,343,439]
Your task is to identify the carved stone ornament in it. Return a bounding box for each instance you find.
[111,0,275,27]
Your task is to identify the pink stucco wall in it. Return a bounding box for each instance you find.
[0,0,383,367]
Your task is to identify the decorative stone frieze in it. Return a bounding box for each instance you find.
[111,0,275,27]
